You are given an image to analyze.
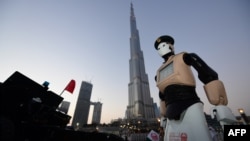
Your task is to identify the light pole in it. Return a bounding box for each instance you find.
[238,108,249,125]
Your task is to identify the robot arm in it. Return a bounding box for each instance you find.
[183,53,227,105]
[155,75,167,117]
[159,93,167,117]
[204,80,227,105]
[183,53,218,84]
[159,93,167,128]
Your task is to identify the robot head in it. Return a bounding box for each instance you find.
[154,35,175,58]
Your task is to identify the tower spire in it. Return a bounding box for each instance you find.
[130,2,134,17]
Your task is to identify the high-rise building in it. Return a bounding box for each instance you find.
[91,101,102,124]
[71,81,93,128]
[153,103,160,118]
[126,3,155,119]
[58,101,70,114]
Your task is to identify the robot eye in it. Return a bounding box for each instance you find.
[157,42,168,50]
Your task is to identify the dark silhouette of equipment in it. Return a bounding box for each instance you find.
[0,71,124,141]
[0,71,69,127]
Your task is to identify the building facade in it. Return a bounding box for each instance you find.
[58,101,70,114]
[126,3,155,119]
[71,81,93,128]
[91,101,102,124]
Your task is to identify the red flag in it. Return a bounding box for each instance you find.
[64,79,76,94]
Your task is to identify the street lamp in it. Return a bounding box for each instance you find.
[238,108,249,125]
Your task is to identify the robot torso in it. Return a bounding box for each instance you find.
[156,52,196,93]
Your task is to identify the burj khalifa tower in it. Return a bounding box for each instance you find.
[126,3,155,119]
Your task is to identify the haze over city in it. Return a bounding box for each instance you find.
[0,0,249,124]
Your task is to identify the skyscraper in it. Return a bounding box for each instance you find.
[71,81,93,128]
[58,101,70,114]
[91,101,102,124]
[126,3,155,119]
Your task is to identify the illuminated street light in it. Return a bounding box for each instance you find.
[238,108,249,125]
[239,109,244,114]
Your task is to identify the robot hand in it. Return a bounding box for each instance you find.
[160,116,167,129]
[204,80,228,105]
[210,105,237,127]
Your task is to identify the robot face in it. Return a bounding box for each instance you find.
[157,42,173,57]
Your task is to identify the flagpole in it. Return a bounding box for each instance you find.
[60,89,65,96]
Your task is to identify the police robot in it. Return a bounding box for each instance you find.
[154,35,236,141]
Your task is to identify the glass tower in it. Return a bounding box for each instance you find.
[58,101,70,114]
[91,101,102,124]
[71,81,93,128]
[126,3,155,119]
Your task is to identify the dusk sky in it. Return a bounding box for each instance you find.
[0,0,249,124]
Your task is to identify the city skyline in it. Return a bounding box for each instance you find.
[0,0,249,124]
